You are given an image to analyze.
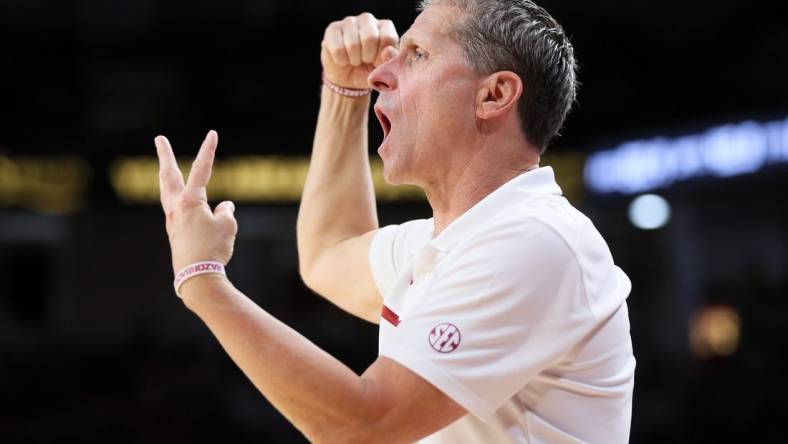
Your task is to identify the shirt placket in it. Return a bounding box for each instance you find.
[399,245,446,320]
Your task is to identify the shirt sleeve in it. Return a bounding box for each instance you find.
[379,217,598,421]
[369,219,433,298]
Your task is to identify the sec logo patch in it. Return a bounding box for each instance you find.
[428,323,461,353]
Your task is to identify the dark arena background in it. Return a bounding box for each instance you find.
[1,0,786,442]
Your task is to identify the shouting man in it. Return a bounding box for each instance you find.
[155,1,635,442]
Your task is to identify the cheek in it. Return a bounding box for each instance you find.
[395,90,428,162]
[396,74,474,156]
[401,81,446,137]
[427,82,474,137]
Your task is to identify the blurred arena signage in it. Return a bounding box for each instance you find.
[0,155,90,214]
[110,151,586,204]
[0,151,588,212]
[110,156,425,203]
[584,117,788,194]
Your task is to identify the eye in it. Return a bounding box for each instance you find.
[413,47,427,61]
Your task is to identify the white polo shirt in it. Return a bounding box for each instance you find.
[369,167,635,444]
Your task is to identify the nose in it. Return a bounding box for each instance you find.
[367,50,398,92]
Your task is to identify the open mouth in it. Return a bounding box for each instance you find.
[374,106,392,141]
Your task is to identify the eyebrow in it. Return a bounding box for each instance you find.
[399,33,430,49]
[399,34,415,48]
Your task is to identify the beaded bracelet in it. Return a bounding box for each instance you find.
[321,72,372,97]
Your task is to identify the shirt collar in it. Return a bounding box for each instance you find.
[428,166,563,252]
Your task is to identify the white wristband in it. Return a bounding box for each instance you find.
[173,261,226,298]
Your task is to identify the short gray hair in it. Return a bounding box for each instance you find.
[419,0,578,152]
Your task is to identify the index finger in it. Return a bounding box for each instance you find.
[358,13,380,65]
[375,20,399,66]
[377,20,399,51]
[155,135,185,206]
[185,130,218,193]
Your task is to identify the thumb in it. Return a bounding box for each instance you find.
[214,200,236,219]
[375,46,399,66]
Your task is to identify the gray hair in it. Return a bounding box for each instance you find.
[419,0,578,152]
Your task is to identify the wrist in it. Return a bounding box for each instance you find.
[173,260,227,297]
[319,86,371,128]
[321,72,372,98]
[179,272,233,309]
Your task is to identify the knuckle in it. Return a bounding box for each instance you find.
[225,219,238,234]
[326,21,341,33]
[175,195,192,209]
[366,35,381,47]
[380,23,397,36]
[330,47,347,60]
[380,34,398,45]
[359,26,378,40]
[325,40,343,51]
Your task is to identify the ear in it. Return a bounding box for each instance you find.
[475,71,523,121]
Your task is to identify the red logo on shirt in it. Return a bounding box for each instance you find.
[428,323,461,353]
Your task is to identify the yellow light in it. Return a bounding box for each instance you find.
[108,151,587,204]
[541,150,586,203]
[109,155,425,203]
[0,149,588,211]
[0,154,91,214]
[689,305,741,359]
[109,156,166,203]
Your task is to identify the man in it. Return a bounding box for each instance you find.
[155,1,635,442]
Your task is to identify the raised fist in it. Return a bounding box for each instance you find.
[321,12,399,90]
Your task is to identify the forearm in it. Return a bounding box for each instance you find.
[297,87,378,271]
[180,275,379,442]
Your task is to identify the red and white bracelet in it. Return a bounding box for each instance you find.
[321,72,371,98]
[173,261,226,298]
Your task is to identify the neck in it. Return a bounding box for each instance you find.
[424,141,539,236]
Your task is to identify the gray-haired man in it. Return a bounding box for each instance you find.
[156,1,634,442]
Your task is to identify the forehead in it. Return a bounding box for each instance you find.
[401,4,463,47]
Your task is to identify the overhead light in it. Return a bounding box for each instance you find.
[689,305,741,359]
[584,116,788,194]
[628,194,671,230]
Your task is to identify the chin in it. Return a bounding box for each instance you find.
[381,163,402,185]
[379,144,418,186]
[381,160,412,186]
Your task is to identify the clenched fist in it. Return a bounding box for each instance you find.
[321,12,400,90]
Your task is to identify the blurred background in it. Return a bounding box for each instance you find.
[1,0,786,442]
